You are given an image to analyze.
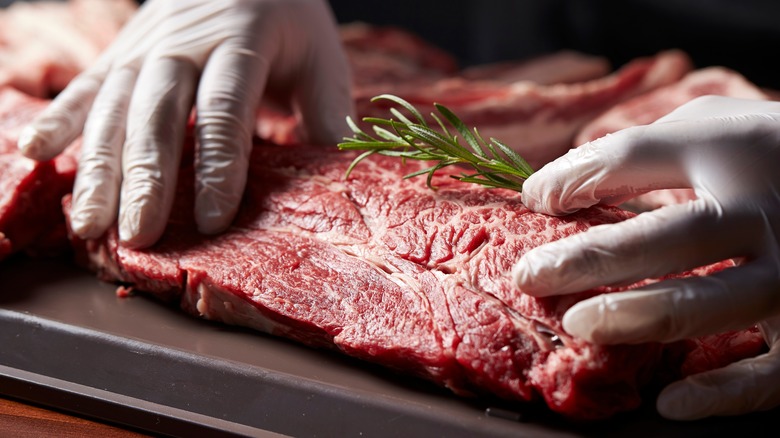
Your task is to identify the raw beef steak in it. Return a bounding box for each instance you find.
[66,141,764,420]
[0,87,78,260]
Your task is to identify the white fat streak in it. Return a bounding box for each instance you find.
[548,345,600,402]
[193,282,283,334]
[87,240,124,282]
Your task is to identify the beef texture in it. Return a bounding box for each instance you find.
[262,49,693,169]
[65,139,765,420]
[257,26,616,151]
[354,50,693,170]
[459,50,611,85]
[0,87,78,261]
[0,0,136,97]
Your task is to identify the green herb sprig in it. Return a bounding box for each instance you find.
[337,94,534,191]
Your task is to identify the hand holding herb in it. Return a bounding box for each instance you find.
[337,95,534,191]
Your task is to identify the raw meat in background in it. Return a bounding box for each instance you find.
[340,24,611,87]
[574,67,769,211]
[63,139,764,420]
[0,87,79,261]
[256,23,461,145]
[257,25,619,150]
[339,22,459,85]
[460,50,611,85]
[354,49,692,170]
[0,0,137,98]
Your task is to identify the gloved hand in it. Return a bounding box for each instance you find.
[512,96,780,420]
[17,0,353,248]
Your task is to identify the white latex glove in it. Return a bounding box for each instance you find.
[17,0,353,248]
[512,96,780,420]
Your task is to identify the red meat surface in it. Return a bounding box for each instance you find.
[0,0,136,97]
[64,141,764,420]
[354,50,693,170]
[0,87,78,261]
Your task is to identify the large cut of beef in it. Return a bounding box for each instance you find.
[0,87,78,261]
[353,50,693,170]
[64,138,765,420]
[261,49,693,169]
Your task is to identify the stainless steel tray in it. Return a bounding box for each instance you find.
[0,255,775,437]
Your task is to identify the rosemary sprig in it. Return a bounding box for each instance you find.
[337,94,534,191]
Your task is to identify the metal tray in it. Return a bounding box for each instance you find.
[0,255,776,437]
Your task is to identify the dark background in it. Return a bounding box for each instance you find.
[329,0,780,89]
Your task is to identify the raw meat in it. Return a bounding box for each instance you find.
[340,23,459,86]
[0,0,136,98]
[575,67,769,146]
[65,138,764,420]
[460,50,611,85]
[354,50,693,170]
[574,67,769,211]
[261,49,692,167]
[256,23,458,144]
[0,87,79,261]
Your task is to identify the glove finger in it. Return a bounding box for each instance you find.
[514,197,762,297]
[562,260,780,344]
[16,0,163,162]
[287,2,354,144]
[119,56,197,248]
[521,112,779,215]
[17,70,104,161]
[521,125,690,215]
[194,40,268,234]
[70,66,138,239]
[656,315,780,420]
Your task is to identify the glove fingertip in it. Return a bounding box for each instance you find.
[302,98,354,145]
[17,125,58,161]
[512,244,579,297]
[512,256,549,297]
[69,209,108,241]
[194,194,239,236]
[562,303,600,342]
[118,204,166,250]
[656,381,711,421]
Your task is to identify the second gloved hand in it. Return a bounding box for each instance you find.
[512,96,780,420]
[18,0,353,248]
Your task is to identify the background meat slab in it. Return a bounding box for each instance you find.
[0,0,136,98]
[353,50,693,169]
